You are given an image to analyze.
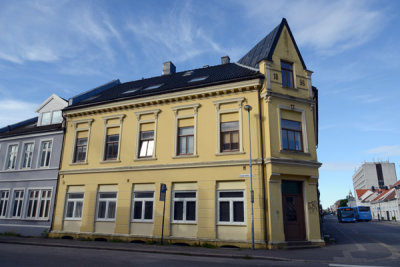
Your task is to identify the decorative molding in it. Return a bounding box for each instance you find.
[264,157,322,168]
[0,131,63,142]
[261,91,315,105]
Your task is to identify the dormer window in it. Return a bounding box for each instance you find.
[40,110,62,125]
[281,61,294,88]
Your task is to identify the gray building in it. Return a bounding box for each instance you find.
[353,162,398,190]
[0,95,67,236]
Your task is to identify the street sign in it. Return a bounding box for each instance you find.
[160,183,167,201]
[239,174,250,178]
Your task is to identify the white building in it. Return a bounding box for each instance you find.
[353,162,397,190]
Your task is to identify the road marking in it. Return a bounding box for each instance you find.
[329,264,386,267]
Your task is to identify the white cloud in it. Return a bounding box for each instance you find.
[236,0,386,55]
[366,145,400,157]
[320,161,360,172]
[0,99,38,127]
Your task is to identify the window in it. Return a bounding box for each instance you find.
[65,193,84,219]
[5,144,18,170]
[26,189,52,219]
[40,110,62,125]
[218,191,245,224]
[21,143,34,169]
[172,191,196,222]
[188,76,208,83]
[51,110,62,124]
[281,119,303,151]
[74,138,88,163]
[177,127,194,155]
[12,190,24,218]
[97,192,117,220]
[39,141,52,167]
[41,112,52,125]
[281,61,294,88]
[104,135,119,160]
[0,190,10,217]
[139,131,154,158]
[220,121,239,152]
[132,192,154,222]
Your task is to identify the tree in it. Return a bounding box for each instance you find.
[339,199,348,207]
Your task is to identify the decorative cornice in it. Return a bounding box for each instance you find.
[264,157,322,168]
[59,158,263,175]
[261,90,315,105]
[64,79,262,118]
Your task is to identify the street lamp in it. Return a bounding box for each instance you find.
[244,104,255,250]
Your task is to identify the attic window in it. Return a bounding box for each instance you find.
[183,71,194,76]
[188,76,208,83]
[122,88,140,94]
[144,84,163,90]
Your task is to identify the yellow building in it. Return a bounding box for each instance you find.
[50,18,323,249]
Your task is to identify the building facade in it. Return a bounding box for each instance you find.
[353,162,397,190]
[0,95,67,236]
[50,19,322,248]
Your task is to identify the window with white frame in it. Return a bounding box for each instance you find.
[135,109,160,160]
[74,138,88,163]
[97,192,117,220]
[21,143,34,169]
[26,189,52,219]
[5,144,18,170]
[65,193,84,219]
[218,191,245,224]
[12,190,24,218]
[177,126,194,155]
[40,110,62,125]
[132,192,154,222]
[172,191,196,222]
[39,141,52,167]
[139,131,154,158]
[0,190,10,217]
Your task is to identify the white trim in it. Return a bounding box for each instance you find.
[0,169,59,175]
[171,190,197,224]
[0,131,63,142]
[131,191,155,223]
[0,223,50,228]
[25,187,53,220]
[134,109,161,161]
[213,97,245,154]
[96,191,118,221]
[277,104,309,153]
[216,190,246,225]
[0,188,11,218]
[70,119,93,164]
[19,141,35,170]
[3,143,19,171]
[101,115,125,162]
[10,188,26,219]
[64,192,84,220]
[36,138,54,168]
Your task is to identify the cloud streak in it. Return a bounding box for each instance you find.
[366,145,400,157]
[0,99,38,127]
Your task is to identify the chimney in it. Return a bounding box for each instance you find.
[221,55,230,64]
[163,61,176,75]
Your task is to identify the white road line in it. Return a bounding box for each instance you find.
[329,264,386,267]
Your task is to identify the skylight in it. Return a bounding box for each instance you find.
[81,95,100,102]
[144,84,163,90]
[122,88,140,94]
[188,76,208,83]
[183,70,194,76]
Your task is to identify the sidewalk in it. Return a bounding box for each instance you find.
[0,235,326,263]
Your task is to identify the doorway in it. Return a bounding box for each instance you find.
[281,180,306,241]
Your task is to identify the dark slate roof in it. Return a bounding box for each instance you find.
[67,63,263,109]
[238,18,307,70]
[0,117,63,138]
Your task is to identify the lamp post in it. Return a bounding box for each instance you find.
[244,104,255,250]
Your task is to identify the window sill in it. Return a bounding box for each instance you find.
[280,150,311,156]
[134,157,157,161]
[64,218,82,221]
[69,162,88,166]
[131,220,154,223]
[171,221,197,225]
[217,223,247,226]
[282,86,297,90]
[100,160,121,164]
[172,154,199,159]
[215,151,245,156]
[95,219,116,222]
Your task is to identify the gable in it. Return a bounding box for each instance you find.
[36,94,68,113]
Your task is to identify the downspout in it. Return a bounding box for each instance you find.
[257,78,268,246]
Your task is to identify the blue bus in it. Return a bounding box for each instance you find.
[354,206,372,221]
[337,207,357,222]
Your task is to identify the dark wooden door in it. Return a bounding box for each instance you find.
[282,181,306,241]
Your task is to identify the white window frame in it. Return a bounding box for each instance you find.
[26,188,52,220]
[64,192,84,220]
[277,105,309,153]
[0,189,10,218]
[4,143,19,170]
[134,109,160,161]
[171,104,200,158]
[101,115,125,162]
[217,190,246,225]
[132,191,154,222]
[11,188,25,218]
[172,191,197,224]
[20,141,35,169]
[70,119,93,164]
[37,139,53,168]
[96,192,118,221]
[40,110,63,126]
[213,97,245,155]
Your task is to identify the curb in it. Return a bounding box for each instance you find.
[0,239,294,262]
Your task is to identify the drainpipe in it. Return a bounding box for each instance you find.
[257,78,268,246]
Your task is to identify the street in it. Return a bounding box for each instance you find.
[0,216,399,266]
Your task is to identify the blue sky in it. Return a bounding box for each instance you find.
[0,0,399,208]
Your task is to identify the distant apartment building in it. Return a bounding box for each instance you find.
[353,162,397,190]
[0,95,67,236]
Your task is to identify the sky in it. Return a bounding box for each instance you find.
[1,0,399,208]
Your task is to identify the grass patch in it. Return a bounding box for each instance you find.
[0,232,21,237]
